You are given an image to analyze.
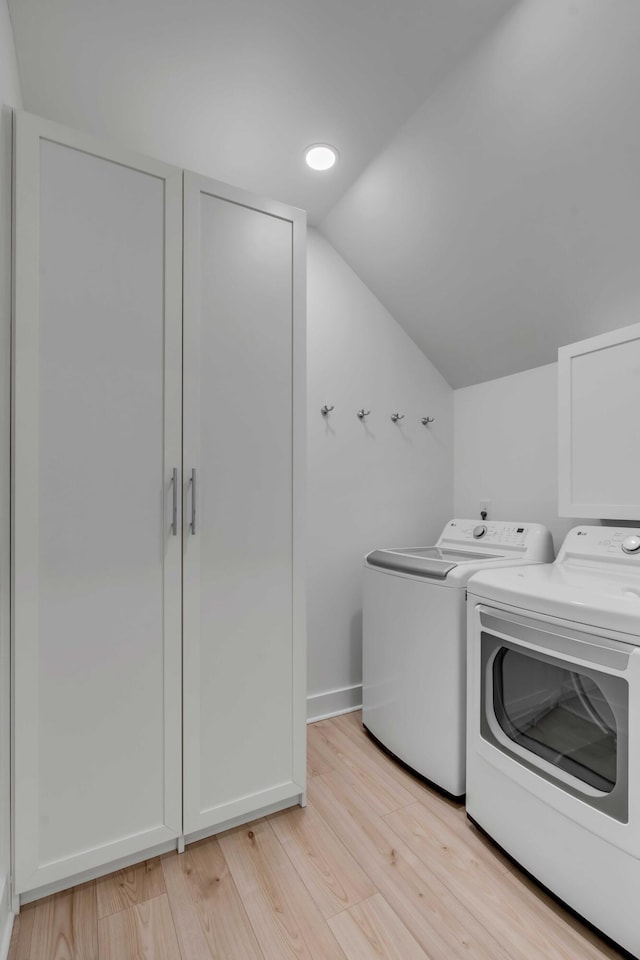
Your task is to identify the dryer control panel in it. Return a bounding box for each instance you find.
[560,525,640,564]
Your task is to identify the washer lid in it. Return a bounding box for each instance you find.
[468,562,640,638]
[366,546,499,580]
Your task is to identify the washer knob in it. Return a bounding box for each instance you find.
[622,535,640,555]
[473,524,487,539]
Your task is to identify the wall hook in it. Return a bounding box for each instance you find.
[421,416,435,425]
[357,409,371,419]
[321,405,334,416]
[391,413,405,422]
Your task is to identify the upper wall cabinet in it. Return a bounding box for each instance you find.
[558,323,640,520]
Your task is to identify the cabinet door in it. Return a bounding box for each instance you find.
[558,322,640,519]
[182,173,306,836]
[13,112,183,894]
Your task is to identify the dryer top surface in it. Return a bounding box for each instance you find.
[468,525,640,638]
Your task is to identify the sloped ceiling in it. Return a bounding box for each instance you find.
[7,0,514,225]
[322,0,640,386]
[9,0,640,387]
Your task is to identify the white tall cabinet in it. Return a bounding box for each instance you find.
[182,175,306,835]
[12,113,306,900]
[13,113,184,895]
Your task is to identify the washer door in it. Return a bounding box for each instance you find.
[478,608,630,824]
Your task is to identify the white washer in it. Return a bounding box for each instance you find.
[362,518,554,797]
[466,525,640,958]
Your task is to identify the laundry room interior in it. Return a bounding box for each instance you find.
[2,1,640,958]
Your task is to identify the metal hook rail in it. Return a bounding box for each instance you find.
[318,408,435,424]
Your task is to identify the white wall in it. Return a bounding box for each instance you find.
[307,229,453,719]
[454,363,592,554]
[0,0,21,951]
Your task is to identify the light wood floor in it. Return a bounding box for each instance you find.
[10,711,626,960]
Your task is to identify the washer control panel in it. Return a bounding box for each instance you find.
[559,525,640,563]
[438,520,554,562]
[446,520,537,548]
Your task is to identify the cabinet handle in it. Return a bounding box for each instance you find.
[171,468,178,535]
[190,468,197,535]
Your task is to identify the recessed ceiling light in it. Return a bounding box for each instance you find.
[305,144,338,171]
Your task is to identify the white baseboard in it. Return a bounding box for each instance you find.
[0,873,13,960]
[307,684,362,723]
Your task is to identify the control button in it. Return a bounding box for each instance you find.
[473,524,487,539]
[622,535,640,555]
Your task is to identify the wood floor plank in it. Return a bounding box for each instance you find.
[218,818,347,960]
[328,893,430,960]
[27,892,77,960]
[270,801,376,919]
[307,721,353,775]
[332,713,467,822]
[332,715,521,870]
[169,837,265,960]
[159,854,214,960]
[308,719,416,815]
[96,857,166,919]
[7,915,22,960]
[385,800,616,960]
[29,882,98,960]
[332,711,362,735]
[309,770,514,960]
[332,710,355,730]
[11,906,36,960]
[307,732,335,779]
[73,881,99,959]
[97,893,180,960]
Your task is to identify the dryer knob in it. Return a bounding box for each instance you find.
[622,535,640,555]
[473,524,487,539]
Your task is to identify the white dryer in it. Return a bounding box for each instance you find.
[362,518,554,797]
[466,525,640,958]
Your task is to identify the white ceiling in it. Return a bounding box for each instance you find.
[7,0,514,225]
[323,0,640,386]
